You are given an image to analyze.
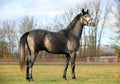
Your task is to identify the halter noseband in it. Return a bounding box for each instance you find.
[82,16,93,25]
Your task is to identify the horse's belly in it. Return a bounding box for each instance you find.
[44,39,67,54]
[45,44,67,54]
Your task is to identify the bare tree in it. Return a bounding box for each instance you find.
[97,1,111,56]
[0,28,7,58]
[83,0,111,57]
[113,0,120,44]
[112,0,120,61]
[0,20,16,58]
[19,16,37,35]
[89,0,101,57]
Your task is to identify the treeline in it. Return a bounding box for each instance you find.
[0,0,120,60]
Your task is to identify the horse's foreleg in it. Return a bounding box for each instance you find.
[63,54,70,80]
[71,52,76,79]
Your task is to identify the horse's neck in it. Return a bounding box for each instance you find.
[68,21,84,39]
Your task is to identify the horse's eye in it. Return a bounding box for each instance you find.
[84,15,87,18]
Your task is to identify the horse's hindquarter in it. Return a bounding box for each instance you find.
[27,29,47,52]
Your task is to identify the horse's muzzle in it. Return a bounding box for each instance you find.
[90,20,95,27]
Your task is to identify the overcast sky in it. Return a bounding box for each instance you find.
[0,0,115,45]
[0,0,87,20]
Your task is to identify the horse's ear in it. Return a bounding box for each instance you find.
[87,9,89,13]
[82,9,84,13]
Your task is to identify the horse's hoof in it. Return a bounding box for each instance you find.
[29,79,33,82]
[27,78,34,82]
[72,77,76,79]
[63,76,67,80]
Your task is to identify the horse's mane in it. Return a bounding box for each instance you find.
[66,13,82,30]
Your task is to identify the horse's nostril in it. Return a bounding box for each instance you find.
[92,22,95,27]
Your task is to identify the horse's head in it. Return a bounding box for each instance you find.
[81,9,95,27]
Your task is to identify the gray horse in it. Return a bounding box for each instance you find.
[19,9,95,81]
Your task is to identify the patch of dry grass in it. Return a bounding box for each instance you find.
[0,64,120,84]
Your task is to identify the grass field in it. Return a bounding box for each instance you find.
[0,64,120,84]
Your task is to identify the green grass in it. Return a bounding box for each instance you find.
[0,64,120,84]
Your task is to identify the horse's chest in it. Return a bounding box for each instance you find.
[67,39,79,52]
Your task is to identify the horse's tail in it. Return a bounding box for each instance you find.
[19,32,29,71]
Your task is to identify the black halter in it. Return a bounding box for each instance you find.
[82,16,93,25]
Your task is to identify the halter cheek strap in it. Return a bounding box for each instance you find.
[82,16,93,25]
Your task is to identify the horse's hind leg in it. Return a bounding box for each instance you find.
[26,47,31,81]
[26,59,30,81]
[26,51,38,81]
